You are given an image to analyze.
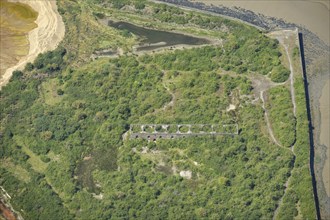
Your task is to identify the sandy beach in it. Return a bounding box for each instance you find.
[0,0,65,89]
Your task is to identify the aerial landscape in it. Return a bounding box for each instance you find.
[0,0,329,219]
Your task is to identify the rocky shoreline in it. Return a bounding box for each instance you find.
[157,0,329,66]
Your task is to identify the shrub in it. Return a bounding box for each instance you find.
[57,89,64,95]
[270,65,290,83]
[11,70,23,81]
[25,62,34,71]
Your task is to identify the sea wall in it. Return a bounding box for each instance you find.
[298,32,321,220]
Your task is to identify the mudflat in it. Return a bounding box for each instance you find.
[320,79,330,196]
[192,0,330,45]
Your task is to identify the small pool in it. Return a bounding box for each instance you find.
[108,21,210,51]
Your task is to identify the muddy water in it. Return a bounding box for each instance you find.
[108,21,209,51]
[320,79,330,196]
[0,0,38,77]
[193,0,330,45]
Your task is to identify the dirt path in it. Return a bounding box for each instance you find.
[286,45,297,118]
[92,40,221,61]
[268,29,298,118]
[269,29,299,220]
[162,81,175,110]
[260,90,283,147]
[249,73,285,148]
[0,0,65,89]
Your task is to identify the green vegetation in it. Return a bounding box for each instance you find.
[0,0,315,219]
[276,77,315,220]
[266,86,296,147]
[270,65,291,83]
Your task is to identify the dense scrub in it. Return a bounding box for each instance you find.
[0,54,294,219]
[0,0,315,219]
[275,77,316,219]
[266,86,296,147]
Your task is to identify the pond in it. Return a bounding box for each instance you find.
[108,20,210,51]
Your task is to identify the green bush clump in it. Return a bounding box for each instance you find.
[276,78,316,219]
[266,86,296,147]
[270,65,290,83]
[33,47,66,73]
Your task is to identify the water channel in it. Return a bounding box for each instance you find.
[108,20,210,51]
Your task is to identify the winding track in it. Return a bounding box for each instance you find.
[162,81,175,110]
[260,90,283,147]
[269,29,299,220]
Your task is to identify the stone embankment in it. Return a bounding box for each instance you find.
[156,0,329,66]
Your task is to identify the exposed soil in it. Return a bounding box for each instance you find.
[0,201,16,220]
[162,81,175,110]
[260,91,282,148]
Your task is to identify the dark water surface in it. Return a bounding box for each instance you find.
[108,21,210,51]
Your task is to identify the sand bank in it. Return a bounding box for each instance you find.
[0,0,65,89]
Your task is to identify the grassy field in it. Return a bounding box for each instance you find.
[40,79,64,106]
[13,136,48,173]
[0,159,30,183]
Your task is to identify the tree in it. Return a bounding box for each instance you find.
[24,62,34,71]
[57,89,64,95]
[270,65,290,83]
[11,70,23,81]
